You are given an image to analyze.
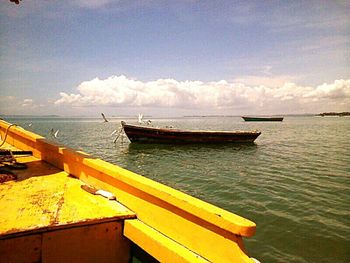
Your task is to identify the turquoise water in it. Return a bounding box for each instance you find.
[4,116,350,263]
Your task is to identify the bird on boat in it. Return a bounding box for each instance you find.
[138,113,152,126]
[110,129,118,136]
[101,113,109,122]
[50,128,59,138]
[138,113,143,124]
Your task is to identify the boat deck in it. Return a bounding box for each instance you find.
[0,142,136,262]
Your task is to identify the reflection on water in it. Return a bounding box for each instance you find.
[4,116,350,263]
[125,141,258,152]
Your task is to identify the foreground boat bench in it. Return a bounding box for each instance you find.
[0,120,257,262]
[0,145,136,262]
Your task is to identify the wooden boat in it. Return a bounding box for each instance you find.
[0,120,258,263]
[242,116,284,122]
[121,121,261,143]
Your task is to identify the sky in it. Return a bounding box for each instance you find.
[0,0,349,117]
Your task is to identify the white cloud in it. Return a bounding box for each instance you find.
[302,80,350,100]
[54,75,350,114]
[73,0,116,8]
[0,97,46,115]
[233,75,296,88]
[21,98,34,107]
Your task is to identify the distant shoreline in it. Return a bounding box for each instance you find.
[2,112,349,118]
[2,114,314,118]
[318,112,350,117]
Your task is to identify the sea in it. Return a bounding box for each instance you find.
[3,115,350,263]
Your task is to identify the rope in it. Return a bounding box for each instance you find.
[0,124,17,147]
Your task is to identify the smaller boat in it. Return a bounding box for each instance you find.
[121,121,261,143]
[242,116,284,122]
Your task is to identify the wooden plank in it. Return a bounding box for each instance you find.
[0,234,42,262]
[124,219,209,263]
[42,221,131,263]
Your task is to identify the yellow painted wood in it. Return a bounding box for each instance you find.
[124,219,209,263]
[0,123,43,158]
[72,162,256,262]
[0,120,256,262]
[84,157,256,236]
[0,151,135,238]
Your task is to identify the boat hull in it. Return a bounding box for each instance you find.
[121,121,261,143]
[242,116,284,122]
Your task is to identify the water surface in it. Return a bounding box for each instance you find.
[5,116,350,263]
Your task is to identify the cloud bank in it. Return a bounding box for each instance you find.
[55,75,350,114]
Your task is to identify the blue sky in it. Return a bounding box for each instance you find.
[0,0,349,116]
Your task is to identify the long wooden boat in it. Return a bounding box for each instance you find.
[242,116,284,122]
[0,120,258,263]
[121,121,261,143]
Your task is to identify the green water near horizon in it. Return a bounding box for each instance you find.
[4,116,350,263]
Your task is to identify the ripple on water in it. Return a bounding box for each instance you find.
[7,116,350,263]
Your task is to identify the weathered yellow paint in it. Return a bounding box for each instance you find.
[0,129,135,262]
[0,120,257,262]
[0,154,135,238]
[124,219,209,263]
[0,124,44,158]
